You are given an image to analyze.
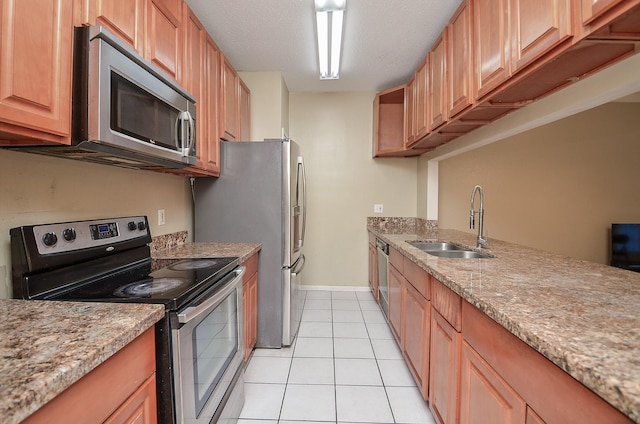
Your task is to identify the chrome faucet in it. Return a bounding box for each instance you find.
[470,185,488,248]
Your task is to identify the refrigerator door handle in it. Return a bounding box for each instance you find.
[285,253,306,273]
[298,157,307,248]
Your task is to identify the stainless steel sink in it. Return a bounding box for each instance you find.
[407,240,493,259]
[407,241,464,251]
[424,250,492,259]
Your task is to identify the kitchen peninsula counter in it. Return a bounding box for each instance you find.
[0,300,164,424]
[369,222,640,422]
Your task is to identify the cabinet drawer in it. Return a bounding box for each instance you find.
[403,257,430,299]
[389,246,404,273]
[431,277,461,331]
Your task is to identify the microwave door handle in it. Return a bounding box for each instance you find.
[184,111,195,155]
[174,111,195,155]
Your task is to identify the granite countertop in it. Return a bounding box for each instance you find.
[369,224,640,422]
[152,242,262,263]
[0,300,164,424]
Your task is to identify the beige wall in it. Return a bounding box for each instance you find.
[436,102,640,264]
[0,150,192,299]
[239,71,290,140]
[289,92,418,287]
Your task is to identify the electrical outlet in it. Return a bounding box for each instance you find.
[158,209,166,226]
[374,204,383,213]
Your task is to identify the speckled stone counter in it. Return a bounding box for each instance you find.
[152,242,262,264]
[369,223,640,422]
[0,300,164,424]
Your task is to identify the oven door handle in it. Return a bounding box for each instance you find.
[177,267,246,324]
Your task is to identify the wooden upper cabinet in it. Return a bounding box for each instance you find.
[78,0,182,82]
[428,34,448,131]
[510,0,572,73]
[447,0,474,118]
[414,59,429,140]
[473,0,511,100]
[145,0,182,82]
[204,35,221,174]
[404,77,416,146]
[76,0,145,52]
[239,78,251,141]
[581,0,629,25]
[220,54,239,141]
[182,5,206,171]
[0,0,73,144]
[373,84,419,156]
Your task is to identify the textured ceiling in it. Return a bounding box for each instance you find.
[184,0,463,93]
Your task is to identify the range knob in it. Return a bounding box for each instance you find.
[137,221,146,231]
[42,232,58,247]
[62,228,76,242]
[128,221,137,231]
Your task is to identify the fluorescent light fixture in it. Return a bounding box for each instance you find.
[314,0,345,80]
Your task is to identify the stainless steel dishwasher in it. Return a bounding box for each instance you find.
[376,237,389,319]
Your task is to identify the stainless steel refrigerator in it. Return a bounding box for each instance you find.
[194,139,307,348]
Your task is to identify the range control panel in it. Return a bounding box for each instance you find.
[33,216,149,255]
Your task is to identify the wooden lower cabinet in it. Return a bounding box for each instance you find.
[430,309,461,424]
[403,281,430,400]
[242,252,259,361]
[460,340,526,424]
[388,261,404,344]
[371,246,633,424]
[462,301,631,424]
[23,328,157,423]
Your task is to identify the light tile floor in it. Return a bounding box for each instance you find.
[239,289,436,424]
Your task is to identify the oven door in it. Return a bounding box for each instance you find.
[171,267,245,424]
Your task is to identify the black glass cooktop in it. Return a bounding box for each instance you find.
[56,257,240,310]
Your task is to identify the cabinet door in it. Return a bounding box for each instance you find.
[239,78,251,140]
[403,282,430,400]
[510,0,572,72]
[104,374,158,424]
[220,54,239,141]
[414,59,429,140]
[0,0,72,143]
[77,0,145,52]
[145,0,182,81]
[429,310,461,424]
[428,34,447,131]
[447,0,473,118]
[473,0,510,99]
[388,264,404,344]
[460,341,526,424]
[405,77,416,146]
[243,273,258,360]
[204,35,221,174]
[183,6,206,170]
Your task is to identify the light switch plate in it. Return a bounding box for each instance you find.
[158,209,166,226]
[374,204,383,213]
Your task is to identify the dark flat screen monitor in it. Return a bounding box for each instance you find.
[611,223,640,272]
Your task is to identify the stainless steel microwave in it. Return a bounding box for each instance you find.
[12,26,197,171]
